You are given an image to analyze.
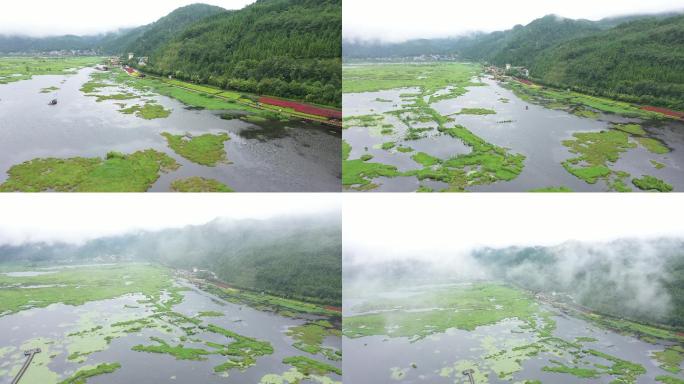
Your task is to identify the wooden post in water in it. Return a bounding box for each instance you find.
[11,348,41,384]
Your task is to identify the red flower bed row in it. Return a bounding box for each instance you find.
[641,105,684,119]
[259,97,342,119]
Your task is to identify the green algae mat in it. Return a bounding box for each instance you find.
[0,150,179,192]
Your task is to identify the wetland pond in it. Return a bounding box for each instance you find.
[343,282,684,384]
[342,62,684,192]
[0,65,340,192]
[0,264,342,384]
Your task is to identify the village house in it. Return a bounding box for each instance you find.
[504,64,530,78]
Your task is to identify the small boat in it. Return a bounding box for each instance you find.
[48,99,57,105]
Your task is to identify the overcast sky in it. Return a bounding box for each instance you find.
[0,0,255,37]
[344,0,684,43]
[344,194,684,265]
[0,194,340,245]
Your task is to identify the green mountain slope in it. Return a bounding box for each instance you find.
[0,34,104,53]
[342,38,462,58]
[104,3,226,55]
[147,0,341,106]
[457,15,601,67]
[529,15,684,110]
[343,14,601,60]
[0,4,224,54]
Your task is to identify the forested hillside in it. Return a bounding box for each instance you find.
[145,0,341,106]
[0,34,106,53]
[101,3,226,56]
[343,15,600,60]
[529,15,684,110]
[455,15,600,67]
[0,214,342,305]
[343,38,462,59]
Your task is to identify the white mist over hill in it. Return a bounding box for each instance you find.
[344,0,684,42]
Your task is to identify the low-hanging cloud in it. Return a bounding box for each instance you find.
[0,0,255,37]
[345,237,683,324]
[344,0,684,43]
[0,194,340,246]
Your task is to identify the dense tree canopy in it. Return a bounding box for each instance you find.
[142,0,341,106]
[529,16,684,110]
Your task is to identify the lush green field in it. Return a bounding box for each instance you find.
[343,62,480,97]
[200,282,340,318]
[0,150,179,192]
[0,56,100,84]
[0,263,172,315]
[344,283,545,340]
[504,80,665,120]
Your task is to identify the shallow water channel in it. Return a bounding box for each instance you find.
[0,68,341,191]
[343,77,684,192]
